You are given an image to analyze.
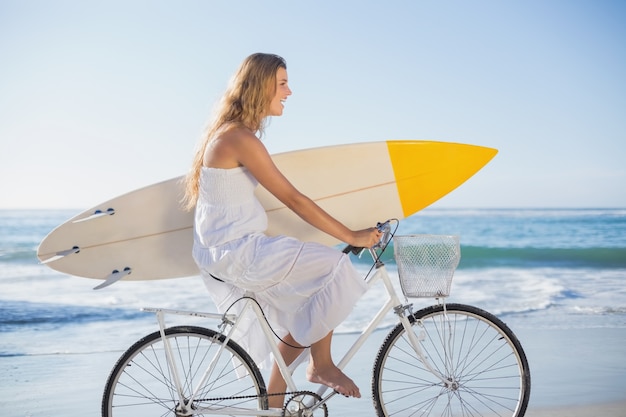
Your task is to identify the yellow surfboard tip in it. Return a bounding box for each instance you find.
[386,140,498,216]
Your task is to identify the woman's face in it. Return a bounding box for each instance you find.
[267,67,292,117]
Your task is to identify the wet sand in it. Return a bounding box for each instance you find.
[1,325,625,416]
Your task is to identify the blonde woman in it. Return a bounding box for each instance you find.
[184,53,381,407]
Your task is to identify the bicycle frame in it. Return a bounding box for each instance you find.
[142,246,450,416]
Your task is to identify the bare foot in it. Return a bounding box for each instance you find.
[306,364,361,398]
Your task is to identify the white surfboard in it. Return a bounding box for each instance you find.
[37,141,497,286]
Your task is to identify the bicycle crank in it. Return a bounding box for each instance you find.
[282,391,328,417]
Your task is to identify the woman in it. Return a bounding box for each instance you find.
[183,53,380,407]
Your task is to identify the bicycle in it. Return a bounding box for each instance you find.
[101,219,531,417]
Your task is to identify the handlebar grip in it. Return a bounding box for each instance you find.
[342,245,365,255]
[342,219,393,255]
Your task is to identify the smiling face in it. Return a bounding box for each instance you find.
[267,67,292,117]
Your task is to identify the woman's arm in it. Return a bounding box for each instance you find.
[229,131,380,248]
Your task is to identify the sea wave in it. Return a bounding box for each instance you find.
[0,247,39,264]
[458,246,626,269]
[348,245,626,269]
[0,300,145,332]
[5,244,626,271]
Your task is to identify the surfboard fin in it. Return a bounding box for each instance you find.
[40,246,80,264]
[94,267,132,290]
[73,208,115,223]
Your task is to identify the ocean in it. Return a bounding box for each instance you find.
[1,208,625,359]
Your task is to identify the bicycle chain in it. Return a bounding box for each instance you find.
[194,389,310,404]
[193,390,324,417]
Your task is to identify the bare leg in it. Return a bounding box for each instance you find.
[267,334,305,409]
[306,331,361,398]
[268,331,361,409]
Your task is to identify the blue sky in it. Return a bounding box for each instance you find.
[1,0,624,209]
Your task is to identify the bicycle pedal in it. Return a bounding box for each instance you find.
[334,390,349,398]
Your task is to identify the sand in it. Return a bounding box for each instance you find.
[1,324,625,416]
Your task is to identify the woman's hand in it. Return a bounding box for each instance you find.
[349,227,383,248]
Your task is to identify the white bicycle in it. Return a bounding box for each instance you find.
[101,219,531,416]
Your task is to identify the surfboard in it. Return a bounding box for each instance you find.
[37,140,497,287]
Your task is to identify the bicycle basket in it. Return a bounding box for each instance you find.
[393,235,461,298]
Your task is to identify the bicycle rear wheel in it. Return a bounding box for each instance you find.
[372,303,530,417]
[102,325,267,417]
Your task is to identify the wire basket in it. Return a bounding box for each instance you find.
[393,234,461,298]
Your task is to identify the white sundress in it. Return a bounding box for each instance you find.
[192,166,367,369]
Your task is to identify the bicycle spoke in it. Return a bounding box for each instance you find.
[102,326,267,417]
[372,304,530,417]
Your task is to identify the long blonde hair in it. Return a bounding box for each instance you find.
[183,53,287,210]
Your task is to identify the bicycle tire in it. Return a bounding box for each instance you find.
[372,303,530,417]
[102,325,268,417]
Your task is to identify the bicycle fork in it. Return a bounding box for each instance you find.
[364,248,455,390]
[395,302,458,390]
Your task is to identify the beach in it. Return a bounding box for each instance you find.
[2,208,625,416]
[1,324,625,416]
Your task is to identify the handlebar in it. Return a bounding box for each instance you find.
[342,220,393,255]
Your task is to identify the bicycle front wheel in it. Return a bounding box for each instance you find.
[102,325,267,417]
[372,303,530,417]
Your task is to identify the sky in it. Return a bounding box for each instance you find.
[1,0,625,209]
